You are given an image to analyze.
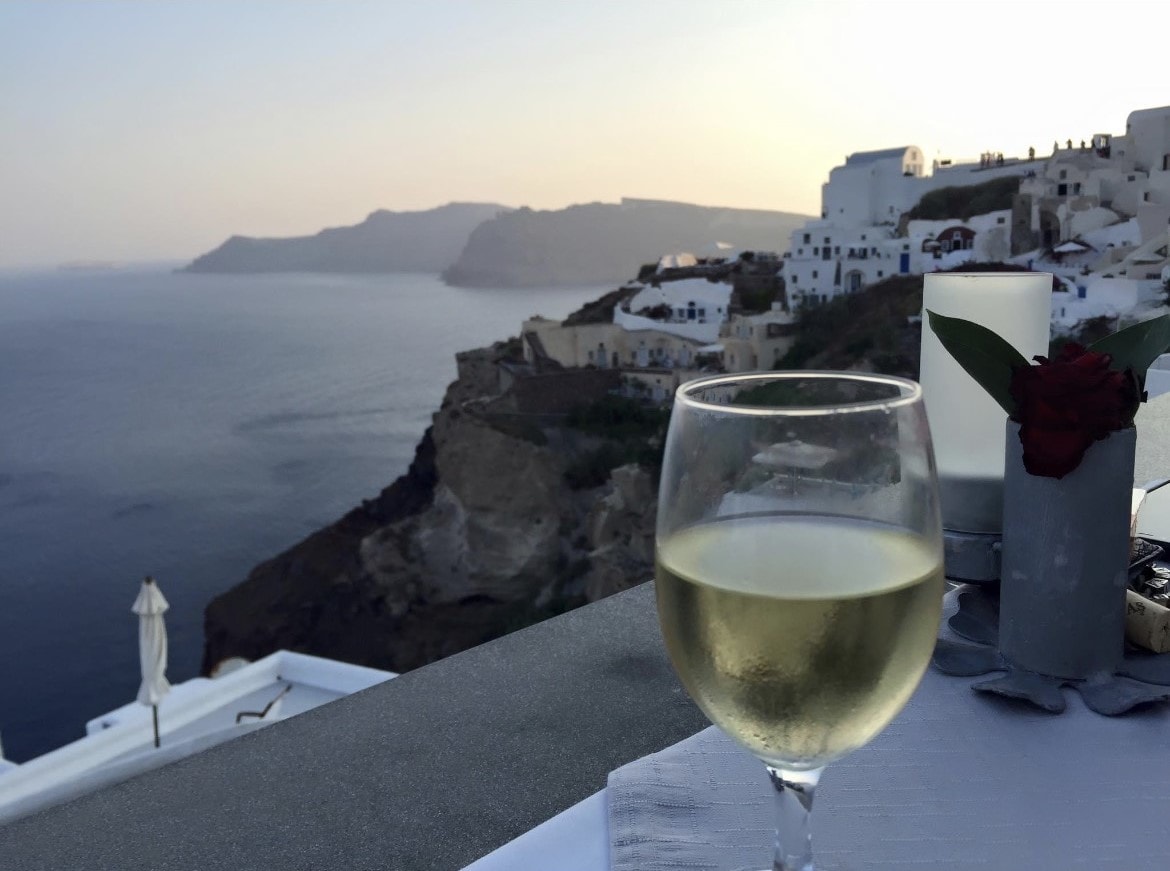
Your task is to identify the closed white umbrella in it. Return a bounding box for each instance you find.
[132,576,171,748]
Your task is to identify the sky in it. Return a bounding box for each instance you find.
[2,0,1170,268]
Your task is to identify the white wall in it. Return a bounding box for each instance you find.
[626,278,732,321]
[1126,106,1170,175]
[613,309,720,343]
[1051,277,1141,329]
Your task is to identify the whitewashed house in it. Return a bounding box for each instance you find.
[784,146,1032,306]
[717,304,799,372]
[1019,106,1170,250]
[521,316,705,372]
[613,277,732,344]
[906,210,1013,273]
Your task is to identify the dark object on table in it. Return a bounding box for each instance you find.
[933,537,1170,715]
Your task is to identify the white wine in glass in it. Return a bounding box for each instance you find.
[655,372,944,871]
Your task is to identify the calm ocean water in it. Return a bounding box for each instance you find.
[0,268,605,762]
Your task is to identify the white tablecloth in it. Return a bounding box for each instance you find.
[468,589,1170,870]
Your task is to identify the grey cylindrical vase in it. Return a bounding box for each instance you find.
[999,421,1135,680]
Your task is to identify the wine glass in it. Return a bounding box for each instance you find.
[655,371,944,871]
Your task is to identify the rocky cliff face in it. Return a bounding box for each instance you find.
[442,198,812,288]
[202,345,658,674]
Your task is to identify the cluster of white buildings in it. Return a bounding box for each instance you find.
[518,105,1170,402]
[784,105,1170,332]
[522,274,798,401]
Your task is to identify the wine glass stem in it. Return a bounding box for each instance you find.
[766,765,823,871]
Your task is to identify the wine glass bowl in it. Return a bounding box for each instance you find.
[654,372,944,870]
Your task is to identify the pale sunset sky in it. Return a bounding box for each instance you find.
[2,0,1169,268]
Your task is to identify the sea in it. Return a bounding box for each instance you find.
[0,268,607,762]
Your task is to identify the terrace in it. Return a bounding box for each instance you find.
[3,397,1170,870]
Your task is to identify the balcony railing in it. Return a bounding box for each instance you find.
[0,583,707,871]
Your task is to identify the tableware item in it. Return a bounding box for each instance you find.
[655,371,944,870]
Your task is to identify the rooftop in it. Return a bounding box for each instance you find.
[844,146,914,167]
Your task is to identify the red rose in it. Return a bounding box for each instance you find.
[1008,343,1139,478]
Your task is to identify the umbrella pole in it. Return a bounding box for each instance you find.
[152,704,160,748]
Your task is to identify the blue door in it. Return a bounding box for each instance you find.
[899,252,910,273]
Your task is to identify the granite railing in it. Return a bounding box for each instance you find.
[0,583,706,871]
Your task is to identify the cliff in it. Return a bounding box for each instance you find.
[442,198,812,288]
[202,344,661,674]
[182,203,510,274]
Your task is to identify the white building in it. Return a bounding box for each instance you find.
[521,317,706,371]
[905,210,1014,273]
[784,146,1032,305]
[1019,106,1170,250]
[717,304,798,372]
[613,277,733,344]
[783,105,1170,318]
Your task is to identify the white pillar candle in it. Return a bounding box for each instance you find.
[920,272,1052,533]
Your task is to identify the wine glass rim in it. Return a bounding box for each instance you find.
[674,370,923,417]
[924,270,1051,280]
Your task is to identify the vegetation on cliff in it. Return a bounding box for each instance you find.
[775,263,1064,377]
[905,176,1020,222]
[563,396,669,489]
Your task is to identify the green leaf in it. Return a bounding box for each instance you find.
[1087,314,1170,389]
[925,310,1030,416]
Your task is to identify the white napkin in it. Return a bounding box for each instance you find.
[608,726,770,871]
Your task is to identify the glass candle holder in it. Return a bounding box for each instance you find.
[919,272,1051,534]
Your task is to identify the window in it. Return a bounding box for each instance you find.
[834,246,840,255]
[997,217,1006,224]
[1058,183,1068,196]
[1059,169,1067,180]
[813,247,819,255]
[1073,183,1082,194]
[797,248,803,255]
[877,270,884,277]
[802,233,810,244]
[823,236,830,244]
[698,308,706,318]
[812,270,819,279]
[861,234,867,240]
[822,247,831,261]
